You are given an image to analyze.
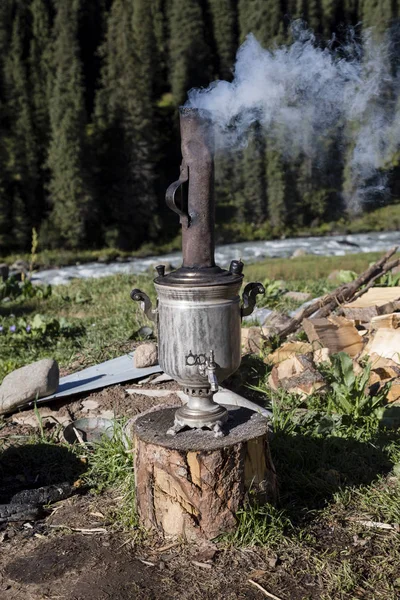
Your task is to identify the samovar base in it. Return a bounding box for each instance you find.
[167,390,228,438]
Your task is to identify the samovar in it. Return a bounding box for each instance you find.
[131,108,264,436]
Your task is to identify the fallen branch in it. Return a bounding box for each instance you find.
[278,246,398,341]
[248,579,283,600]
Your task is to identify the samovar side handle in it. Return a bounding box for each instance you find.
[130,289,158,324]
[241,282,265,318]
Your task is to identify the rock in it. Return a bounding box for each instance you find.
[284,291,312,302]
[241,327,264,354]
[0,359,59,415]
[134,343,158,368]
[0,263,9,281]
[242,307,273,326]
[291,248,307,259]
[10,259,29,274]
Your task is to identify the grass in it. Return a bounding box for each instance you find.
[2,249,400,598]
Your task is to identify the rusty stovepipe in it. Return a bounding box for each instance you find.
[166,107,215,269]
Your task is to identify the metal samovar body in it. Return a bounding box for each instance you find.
[131,108,264,436]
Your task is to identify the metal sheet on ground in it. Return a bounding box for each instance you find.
[38,353,162,403]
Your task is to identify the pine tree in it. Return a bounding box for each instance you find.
[208,0,237,79]
[266,147,290,231]
[361,0,397,30]
[94,0,158,249]
[3,8,38,247]
[241,129,268,223]
[238,0,286,46]
[45,0,96,249]
[169,0,212,105]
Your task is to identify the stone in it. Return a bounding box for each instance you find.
[284,291,312,302]
[134,343,158,368]
[10,259,29,274]
[0,359,59,415]
[242,307,273,326]
[291,248,307,258]
[0,263,9,281]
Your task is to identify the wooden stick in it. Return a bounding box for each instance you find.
[248,579,283,600]
[278,246,398,340]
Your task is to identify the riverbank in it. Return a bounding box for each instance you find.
[2,203,400,272]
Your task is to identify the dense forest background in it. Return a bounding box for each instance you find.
[0,0,399,254]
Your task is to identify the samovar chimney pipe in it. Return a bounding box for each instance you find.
[166,107,215,269]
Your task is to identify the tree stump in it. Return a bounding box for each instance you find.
[133,406,277,541]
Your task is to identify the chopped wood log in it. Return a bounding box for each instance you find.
[277,369,325,397]
[264,341,313,365]
[370,313,400,330]
[241,326,263,354]
[313,347,331,364]
[268,355,325,396]
[387,378,400,403]
[268,355,313,390]
[277,247,399,341]
[369,353,400,369]
[303,316,364,357]
[133,407,277,541]
[342,287,400,321]
[363,328,400,365]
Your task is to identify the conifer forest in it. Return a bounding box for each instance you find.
[1,0,400,254]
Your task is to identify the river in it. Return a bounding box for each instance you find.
[32,230,400,286]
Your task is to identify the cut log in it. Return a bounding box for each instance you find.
[279,369,326,397]
[387,378,400,403]
[265,341,313,365]
[133,407,277,541]
[241,326,263,354]
[303,316,364,357]
[268,355,313,390]
[314,347,331,365]
[342,287,400,321]
[363,328,400,365]
[268,355,325,397]
[370,313,400,330]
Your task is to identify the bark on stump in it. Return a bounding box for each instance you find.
[133,406,277,541]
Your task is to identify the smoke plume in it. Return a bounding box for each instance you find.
[185,23,400,209]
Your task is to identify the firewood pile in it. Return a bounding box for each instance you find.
[242,247,400,403]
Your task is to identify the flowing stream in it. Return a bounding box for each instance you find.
[32,230,400,286]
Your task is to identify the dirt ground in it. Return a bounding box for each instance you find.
[0,366,362,600]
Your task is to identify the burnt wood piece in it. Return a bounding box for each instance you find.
[0,482,76,523]
[133,407,277,541]
[278,247,400,341]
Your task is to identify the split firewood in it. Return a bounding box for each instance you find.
[268,355,325,396]
[241,327,264,354]
[342,287,400,321]
[303,316,364,357]
[387,378,400,403]
[278,247,399,341]
[264,341,313,365]
[370,313,400,330]
[363,328,400,365]
[268,355,313,389]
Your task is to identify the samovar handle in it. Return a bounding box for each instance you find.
[130,289,158,323]
[241,282,265,318]
[165,161,189,227]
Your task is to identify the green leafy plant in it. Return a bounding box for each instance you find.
[321,352,390,422]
